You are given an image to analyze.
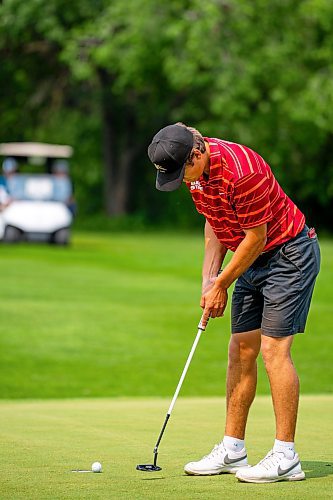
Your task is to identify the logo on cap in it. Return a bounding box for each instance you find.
[154,164,167,173]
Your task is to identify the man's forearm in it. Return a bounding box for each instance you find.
[203,222,227,287]
[215,226,267,290]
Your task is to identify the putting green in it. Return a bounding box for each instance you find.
[0,396,332,499]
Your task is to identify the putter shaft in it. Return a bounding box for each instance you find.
[153,414,170,466]
[151,316,207,467]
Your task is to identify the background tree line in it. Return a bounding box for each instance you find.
[1,0,332,230]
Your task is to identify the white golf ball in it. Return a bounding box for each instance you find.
[91,461,102,473]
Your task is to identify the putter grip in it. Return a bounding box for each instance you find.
[198,314,209,331]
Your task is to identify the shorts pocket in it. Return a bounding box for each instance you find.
[279,242,302,272]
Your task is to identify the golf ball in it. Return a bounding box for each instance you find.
[92,461,102,473]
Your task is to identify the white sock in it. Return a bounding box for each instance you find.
[273,439,295,458]
[223,435,245,453]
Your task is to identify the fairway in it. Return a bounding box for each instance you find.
[0,231,332,399]
[0,396,332,499]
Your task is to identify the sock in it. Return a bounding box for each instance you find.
[273,439,295,458]
[223,435,245,453]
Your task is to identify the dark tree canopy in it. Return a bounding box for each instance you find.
[1,0,332,229]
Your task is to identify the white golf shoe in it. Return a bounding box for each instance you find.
[184,441,249,475]
[236,449,305,483]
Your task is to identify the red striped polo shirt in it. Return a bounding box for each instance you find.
[186,138,305,252]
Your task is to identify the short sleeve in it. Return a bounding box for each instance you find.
[233,173,273,229]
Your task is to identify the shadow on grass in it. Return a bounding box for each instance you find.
[141,477,166,481]
[302,461,333,479]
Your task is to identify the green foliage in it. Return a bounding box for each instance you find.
[0,0,333,226]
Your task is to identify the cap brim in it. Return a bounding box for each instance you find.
[156,164,185,192]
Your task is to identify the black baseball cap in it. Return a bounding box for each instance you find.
[147,124,193,191]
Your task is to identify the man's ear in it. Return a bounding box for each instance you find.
[193,148,202,159]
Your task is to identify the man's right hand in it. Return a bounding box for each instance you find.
[200,284,228,328]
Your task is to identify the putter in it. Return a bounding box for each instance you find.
[136,314,208,472]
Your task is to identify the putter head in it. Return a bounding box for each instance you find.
[136,464,162,472]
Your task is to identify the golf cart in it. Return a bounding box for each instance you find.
[0,142,75,245]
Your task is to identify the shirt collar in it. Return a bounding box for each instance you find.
[202,138,224,184]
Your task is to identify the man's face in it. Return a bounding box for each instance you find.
[183,149,207,183]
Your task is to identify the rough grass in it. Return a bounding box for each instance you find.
[0,232,332,399]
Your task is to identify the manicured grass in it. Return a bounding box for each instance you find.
[0,232,332,399]
[0,396,332,499]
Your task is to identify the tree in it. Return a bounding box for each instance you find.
[1,0,333,227]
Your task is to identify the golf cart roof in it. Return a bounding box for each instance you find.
[0,142,73,159]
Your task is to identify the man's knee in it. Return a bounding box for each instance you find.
[261,334,294,369]
[228,330,261,368]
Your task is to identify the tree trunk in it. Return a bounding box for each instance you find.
[99,70,136,216]
[102,108,133,216]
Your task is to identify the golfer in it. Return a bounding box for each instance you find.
[147,123,320,483]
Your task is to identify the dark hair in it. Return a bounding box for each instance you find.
[175,122,206,164]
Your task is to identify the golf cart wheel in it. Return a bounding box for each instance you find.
[51,228,70,245]
[3,225,22,243]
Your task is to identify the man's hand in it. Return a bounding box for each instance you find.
[200,277,217,307]
[200,224,267,328]
[201,284,228,327]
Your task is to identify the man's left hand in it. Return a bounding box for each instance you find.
[201,285,228,326]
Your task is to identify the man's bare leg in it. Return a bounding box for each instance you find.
[261,335,299,441]
[224,329,262,439]
[235,335,305,483]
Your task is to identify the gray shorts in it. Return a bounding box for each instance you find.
[231,226,321,337]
